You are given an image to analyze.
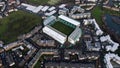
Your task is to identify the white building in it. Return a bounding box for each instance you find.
[59,8,69,15]
[70,6,78,14]
[104,53,120,68]
[77,6,85,13]
[83,19,103,36]
[45,10,56,16]
[48,6,55,11]
[59,4,66,8]
[32,5,43,13]
[68,27,82,44]
[43,25,67,44]
[21,3,36,12]
[88,0,97,2]
[41,6,49,12]
[70,13,91,19]
[100,35,119,52]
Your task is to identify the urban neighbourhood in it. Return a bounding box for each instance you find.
[0,0,120,68]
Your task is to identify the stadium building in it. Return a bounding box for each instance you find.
[43,25,67,44]
[68,27,82,44]
[43,16,56,25]
[58,15,80,28]
[43,15,82,44]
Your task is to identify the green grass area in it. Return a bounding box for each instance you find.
[0,11,42,44]
[27,0,60,5]
[115,46,120,56]
[48,0,60,5]
[91,6,103,26]
[51,21,74,35]
[34,55,53,68]
[21,45,29,55]
[91,6,120,26]
[34,55,44,68]
[34,61,41,68]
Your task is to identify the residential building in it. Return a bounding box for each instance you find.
[70,13,91,19]
[59,8,69,15]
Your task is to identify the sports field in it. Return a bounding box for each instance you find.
[51,21,74,35]
[0,11,42,44]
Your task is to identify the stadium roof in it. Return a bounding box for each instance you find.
[68,27,82,44]
[44,16,56,25]
[43,25,67,44]
[58,15,80,26]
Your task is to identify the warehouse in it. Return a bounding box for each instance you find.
[43,25,67,44]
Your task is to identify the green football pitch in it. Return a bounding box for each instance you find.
[51,21,74,35]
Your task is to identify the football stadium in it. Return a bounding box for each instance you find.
[51,21,75,35]
[43,15,82,44]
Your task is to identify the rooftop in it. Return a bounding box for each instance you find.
[58,15,80,26]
